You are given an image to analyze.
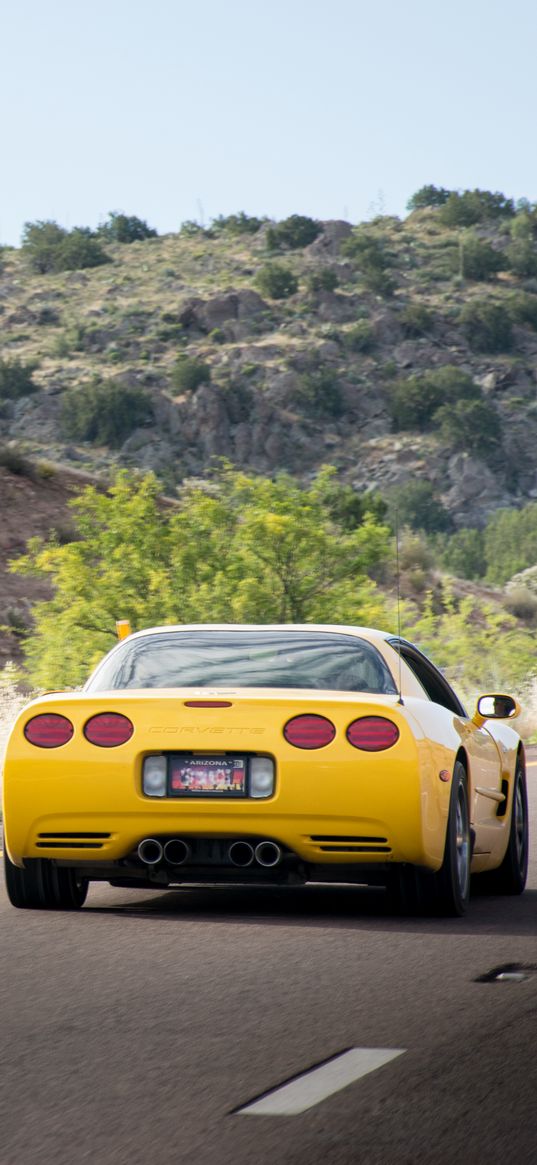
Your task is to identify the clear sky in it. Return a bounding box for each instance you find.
[2,0,536,245]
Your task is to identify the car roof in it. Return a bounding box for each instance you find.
[123,624,393,646]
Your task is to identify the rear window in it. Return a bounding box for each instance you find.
[87,630,397,695]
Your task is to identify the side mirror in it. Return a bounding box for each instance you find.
[473,694,520,727]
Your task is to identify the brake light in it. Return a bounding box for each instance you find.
[346,716,399,751]
[183,701,233,708]
[24,713,74,748]
[283,714,336,749]
[84,713,134,747]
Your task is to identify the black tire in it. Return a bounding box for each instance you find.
[3,847,87,910]
[484,762,528,895]
[435,760,471,917]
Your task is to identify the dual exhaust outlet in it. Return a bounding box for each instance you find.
[137,837,282,869]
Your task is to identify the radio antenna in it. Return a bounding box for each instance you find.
[394,507,404,705]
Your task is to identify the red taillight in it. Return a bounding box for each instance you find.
[283,714,336,749]
[346,716,399,751]
[24,713,74,749]
[84,713,134,747]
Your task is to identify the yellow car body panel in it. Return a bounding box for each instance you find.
[2,624,521,887]
[4,689,442,868]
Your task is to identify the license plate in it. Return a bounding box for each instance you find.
[169,755,247,797]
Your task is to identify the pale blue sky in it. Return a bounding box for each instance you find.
[2,0,536,245]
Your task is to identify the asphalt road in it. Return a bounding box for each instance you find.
[1,766,537,1165]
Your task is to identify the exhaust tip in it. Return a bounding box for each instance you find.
[138,838,163,865]
[255,841,282,868]
[163,839,191,866]
[228,841,255,867]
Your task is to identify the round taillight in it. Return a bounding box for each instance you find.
[346,716,399,751]
[84,713,134,747]
[24,713,74,749]
[283,714,336,749]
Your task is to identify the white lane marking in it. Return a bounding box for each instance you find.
[237,1047,405,1116]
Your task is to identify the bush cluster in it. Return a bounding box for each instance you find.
[344,319,374,352]
[211,212,264,236]
[172,356,211,393]
[437,189,515,227]
[399,302,434,337]
[295,368,344,419]
[0,358,38,400]
[341,229,396,296]
[457,234,504,281]
[22,221,110,273]
[255,263,298,299]
[406,185,451,211]
[61,381,153,447]
[389,480,451,533]
[266,215,321,252]
[99,212,157,244]
[305,269,339,294]
[387,364,500,459]
[460,300,513,352]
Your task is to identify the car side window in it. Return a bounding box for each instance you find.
[388,639,467,716]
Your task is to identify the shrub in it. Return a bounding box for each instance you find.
[21,220,109,273]
[306,269,339,293]
[211,212,264,236]
[440,527,486,579]
[172,355,211,393]
[255,263,298,299]
[406,185,451,211]
[295,369,344,418]
[505,237,537,277]
[399,302,434,337]
[21,220,67,273]
[61,381,153,447]
[389,480,451,533]
[438,189,515,227]
[506,292,537,330]
[0,358,38,400]
[100,212,157,243]
[387,365,479,429]
[179,220,208,238]
[457,233,504,280]
[342,229,396,296]
[55,228,110,271]
[460,300,513,352]
[266,215,321,251]
[345,320,374,352]
[504,586,537,623]
[435,397,501,457]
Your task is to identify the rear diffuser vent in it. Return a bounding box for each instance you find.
[309,834,391,854]
[36,831,111,850]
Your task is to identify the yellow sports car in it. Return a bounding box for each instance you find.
[2,624,528,916]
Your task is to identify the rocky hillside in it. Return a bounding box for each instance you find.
[2,198,537,534]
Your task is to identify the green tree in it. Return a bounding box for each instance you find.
[55,228,110,271]
[438,190,515,228]
[100,212,158,243]
[294,369,344,418]
[388,480,451,534]
[406,185,451,211]
[483,504,537,585]
[266,215,321,251]
[457,233,504,280]
[21,220,67,273]
[387,365,480,430]
[403,589,536,693]
[21,220,109,273]
[255,263,298,299]
[61,381,153,447]
[506,292,537,330]
[460,300,513,353]
[0,358,38,399]
[13,468,391,688]
[172,355,211,393]
[211,212,264,236]
[342,229,396,296]
[434,397,501,458]
[439,527,486,579]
